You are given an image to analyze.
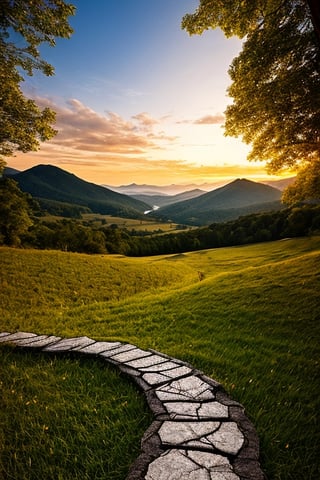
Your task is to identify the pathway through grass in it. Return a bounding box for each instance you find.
[1,237,320,479]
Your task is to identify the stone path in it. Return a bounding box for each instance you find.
[0,332,266,479]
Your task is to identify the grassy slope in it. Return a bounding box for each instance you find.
[0,349,152,480]
[1,237,320,479]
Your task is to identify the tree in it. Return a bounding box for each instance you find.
[182,1,320,200]
[282,158,320,204]
[0,0,75,163]
[0,177,34,246]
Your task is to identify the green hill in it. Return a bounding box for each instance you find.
[156,178,282,225]
[131,188,205,207]
[1,237,319,479]
[11,164,151,218]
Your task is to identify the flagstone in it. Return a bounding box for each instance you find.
[43,336,94,352]
[0,332,37,343]
[156,376,215,401]
[145,449,240,480]
[0,332,10,338]
[110,348,152,363]
[99,343,137,358]
[76,341,122,354]
[0,332,264,480]
[142,366,192,385]
[126,354,169,369]
[158,420,244,455]
[11,335,62,348]
[163,401,229,420]
[139,361,183,372]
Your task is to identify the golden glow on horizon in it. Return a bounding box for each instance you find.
[8,96,294,186]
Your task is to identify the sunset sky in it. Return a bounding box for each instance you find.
[9,0,291,186]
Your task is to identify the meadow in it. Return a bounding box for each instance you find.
[1,237,320,479]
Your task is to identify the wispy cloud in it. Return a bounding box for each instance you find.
[132,112,159,129]
[194,114,225,125]
[177,113,225,125]
[34,97,168,154]
[10,96,275,185]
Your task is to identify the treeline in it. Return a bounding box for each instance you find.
[1,176,319,254]
[17,204,320,255]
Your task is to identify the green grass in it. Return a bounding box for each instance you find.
[81,213,189,232]
[0,347,152,480]
[1,237,320,479]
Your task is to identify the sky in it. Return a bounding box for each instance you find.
[9,0,290,186]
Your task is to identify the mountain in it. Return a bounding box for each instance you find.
[12,165,152,218]
[105,181,225,195]
[261,177,295,191]
[3,167,20,176]
[154,178,283,225]
[131,189,205,207]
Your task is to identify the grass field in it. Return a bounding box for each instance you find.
[1,237,320,479]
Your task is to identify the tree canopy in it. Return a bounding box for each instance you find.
[0,0,75,166]
[0,177,34,246]
[182,1,320,202]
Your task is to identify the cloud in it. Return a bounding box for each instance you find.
[177,113,225,125]
[194,114,225,125]
[10,95,280,186]
[132,112,159,129]
[33,96,172,154]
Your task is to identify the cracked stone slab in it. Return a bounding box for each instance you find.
[158,421,244,455]
[142,366,193,386]
[0,332,10,338]
[0,332,38,343]
[0,332,265,480]
[76,341,122,354]
[145,449,240,480]
[156,375,215,402]
[43,336,94,352]
[163,401,229,420]
[111,348,152,363]
[139,360,184,372]
[126,354,170,369]
[9,335,62,348]
[99,343,137,358]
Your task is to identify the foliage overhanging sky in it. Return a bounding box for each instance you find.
[10,0,290,185]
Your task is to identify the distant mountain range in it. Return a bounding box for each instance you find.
[4,165,287,225]
[106,177,295,195]
[105,181,225,195]
[6,165,151,218]
[153,178,283,226]
[130,189,206,207]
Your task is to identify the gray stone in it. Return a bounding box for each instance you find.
[99,343,137,358]
[208,422,245,455]
[158,421,219,449]
[139,361,182,372]
[111,348,152,363]
[156,376,215,402]
[163,401,229,420]
[127,355,169,369]
[158,421,244,455]
[142,366,192,386]
[11,335,62,348]
[145,449,240,480]
[0,332,38,343]
[76,341,122,354]
[43,336,94,352]
[0,332,10,338]
[0,332,265,480]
